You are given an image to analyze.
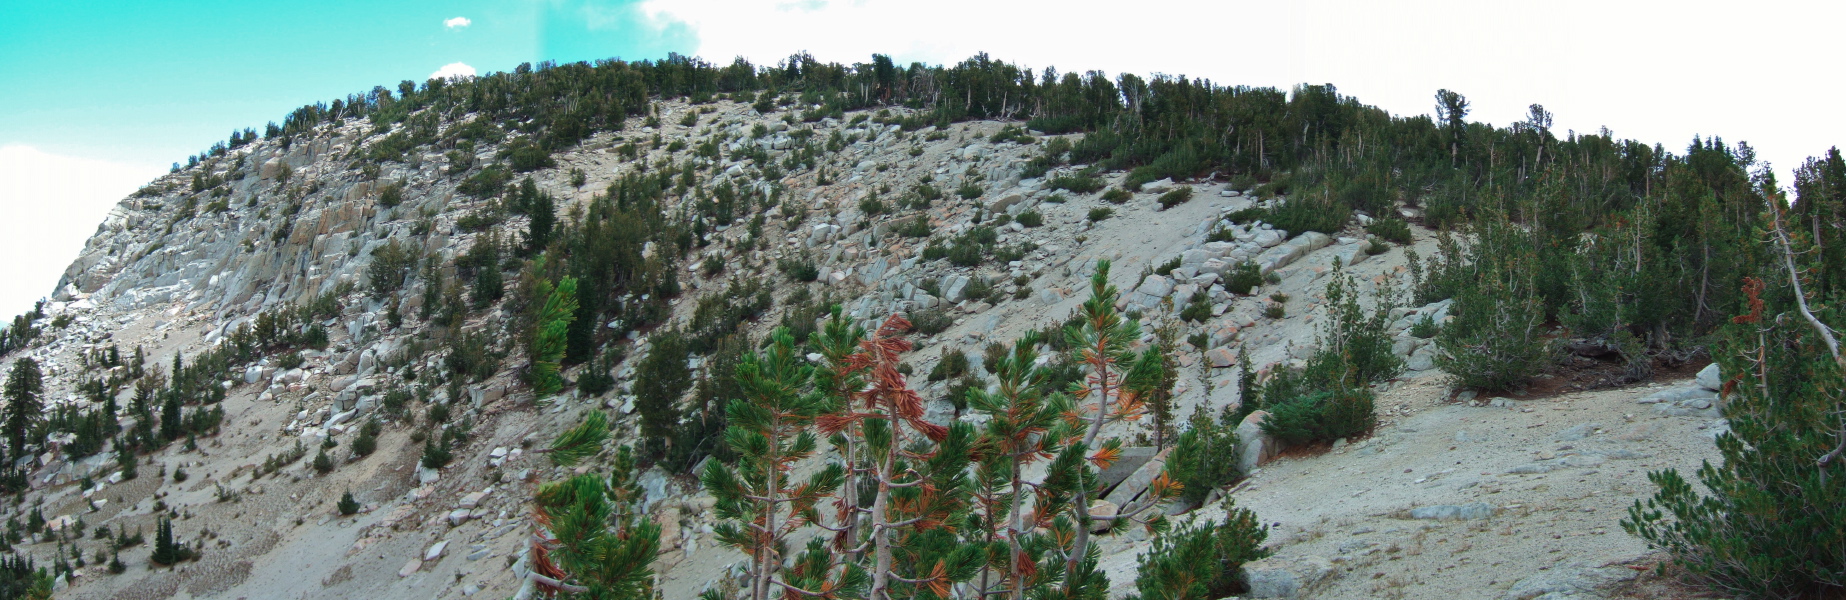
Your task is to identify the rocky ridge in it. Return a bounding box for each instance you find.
[4,97,1723,600]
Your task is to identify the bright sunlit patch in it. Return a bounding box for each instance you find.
[0,146,162,313]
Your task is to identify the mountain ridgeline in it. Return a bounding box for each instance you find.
[0,51,1839,600]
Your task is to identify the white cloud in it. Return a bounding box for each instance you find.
[0,146,163,313]
[430,62,478,80]
[643,0,1846,180]
[444,16,471,29]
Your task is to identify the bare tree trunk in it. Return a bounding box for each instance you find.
[1064,334,1116,592]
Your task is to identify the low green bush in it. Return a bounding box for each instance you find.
[911,309,953,335]
[1047,173,1104,194]
[1167,407,1242,505]
[1131,499,1270,600]
[1410,314,1439,339]
[1260,388,1375,446]
[1366,217,1413,244]
[1158,186,1194,210]
[1223,261,1263,295]
[928,349,969,382]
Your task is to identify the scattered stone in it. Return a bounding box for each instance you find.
[1408,503,1496,520]
[1504,566,1638,600]
[1235,410,1280,474]
[1242,554,1335,598]
[424,540,449,562]
[1696,363,1722,391]
[1553,422,1601,442]
[1205,346,1236,368]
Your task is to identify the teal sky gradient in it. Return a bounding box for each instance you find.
[0,0,696,168]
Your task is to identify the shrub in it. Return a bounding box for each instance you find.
[921,240,950,261]
[895,216,932,238]
[578,350,619,396]
[777,256,819,282]
[1410,314,1439,339]
[1252,174,1291,198]
[351,419,380,458]
[928,349,969,382]
[377,180,405,207]
[1263,303,1285,319]
[337,491,360,516]
[1621,276,1846,599]
[1016,210,1043,228]
[366,240,415,298]
[1435,262,1552,391]
[1101,188,1132,204]
[1157,186,1194,210]
[700,256,725,277]
[1366,217,1413,244]
[911,309,952,335]
[858,195,888,216]
[963,277,995,303]
[312,448,334,474]
[1223,261,1263,295]
[420,438,452,469]
[1309,267,1402,386]
[458,165,511,198]
[947,239,984,267]
[1264,194,1349,234]
[1088,207,1113,223]
[1179,292,1213,323]
[1131,500,1270,600]
[1260,388,1375,446]
[1047,173,1104,194]
[914,183,943,201]
[957,183,985,199]
[1167,407,1242,505]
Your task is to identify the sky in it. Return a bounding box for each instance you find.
[1,0,1842,315]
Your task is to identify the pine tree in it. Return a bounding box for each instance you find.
[312,448,334,474]
[149,518,176,565]
[3,357,44,460]
[528,255,579,396]
[1130,500,1270,600]
[1622,208,1846,598]
[420,438,452,469]
[965,331,1084,600]
[809,307,869,560]
[159,393,182,443]
[350,418,379,459]
[703,328,851,600]
[633,331,690,457]
[1058,260,1183,598]
[833,315,980,600]
[531,430,659,598]
[337,490,360,516]
[113,437,137,480]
